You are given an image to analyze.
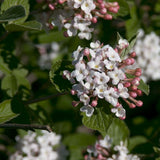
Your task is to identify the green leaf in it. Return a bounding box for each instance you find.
[0,100,19,124]
[38,31,69,43]
[109,0,130,17]
[128,136,148,151]
[1,74,18,97]
[50,59,73,92]
[82,105,113,137]
[63,133,96,147]
[125,5,140,39]
[13,69,31,89]
[154,146,160,154]
[0,5,25,23]
[5,21,42,32]
[0,57,11,75]
[138,79,150,95]
[126,73,150,95]
[1,0,29,24]
[106,118,129,145]
[63,133,96,160]
[120,33,137,59]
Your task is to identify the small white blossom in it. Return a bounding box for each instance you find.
[80,105,94,117]
[111,105,126,118]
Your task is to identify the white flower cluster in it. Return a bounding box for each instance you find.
[37,42,61,70]
[9,130,68,160]
[85,135,140,160]
[63,40,143,119]
[133,29,160,82]
[50,0,119,40]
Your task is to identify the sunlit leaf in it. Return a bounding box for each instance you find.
[1,0,29,24]
[0,5,25,23]
[0,100,19,124]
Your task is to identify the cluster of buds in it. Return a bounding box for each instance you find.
[38,0,119,40]
[84,135,140,160]
[63,39,143,119]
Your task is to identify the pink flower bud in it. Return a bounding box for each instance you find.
[91,100,98,107]
[129,103,136,108]
[116,102,120,107]
[130,52,136,57]
[131,85,137,91]
[129,91,137,98]
[132,78,140,86]
[72,101,79,107]
[135,71,141,77]
[58,0,65,4]
[92,17,97,23]
[136,100,143,107]
[124,82,131,88]
[100,3,105,8]
[104,14,112,20]
[136,89,142,96]
[71,90,76,95]
[130,58,135,65]
[84,48,90,56]
[48,3,55,10]
[120,116,126,120]
[108,7,119,13]
[97,0,103,3]
[100,8,107,14]
[125,58,132,65]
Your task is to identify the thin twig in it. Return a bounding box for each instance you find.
[0,123,52,132]
[24,92,69,105]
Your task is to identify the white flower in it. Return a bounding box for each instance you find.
[103,45,121,62]
[90,41,101,49]
[118,38,129,49]
[80,93,90,105]
[64,23,77,37]
[94,72,110,85]
[118,83,129,98]
[99,135,112,149]
[108,68,125,85]
[87,57,104,71]
[93,85,107,99]
[111,105,126,118]
[72,83,85,96]
[73,0,83,8]
[73,15,91,32]
[80,105,94,117]
[78,30,92,40]
[71,62,88,81]
[104,87,119,106]
[81,0,95,14]
[103,59,115,70]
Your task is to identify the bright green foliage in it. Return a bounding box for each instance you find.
[0,100,19,124]
[106,118,129,145]
[5,20,42,32]
[82,104,113,137]
[0,5,25,23]
[1,0,29,24]
[63,133,96,160]
[128,136,148,151]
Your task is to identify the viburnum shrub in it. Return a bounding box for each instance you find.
[63,38,144,119]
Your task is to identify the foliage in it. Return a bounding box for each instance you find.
[0,0,159,160]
